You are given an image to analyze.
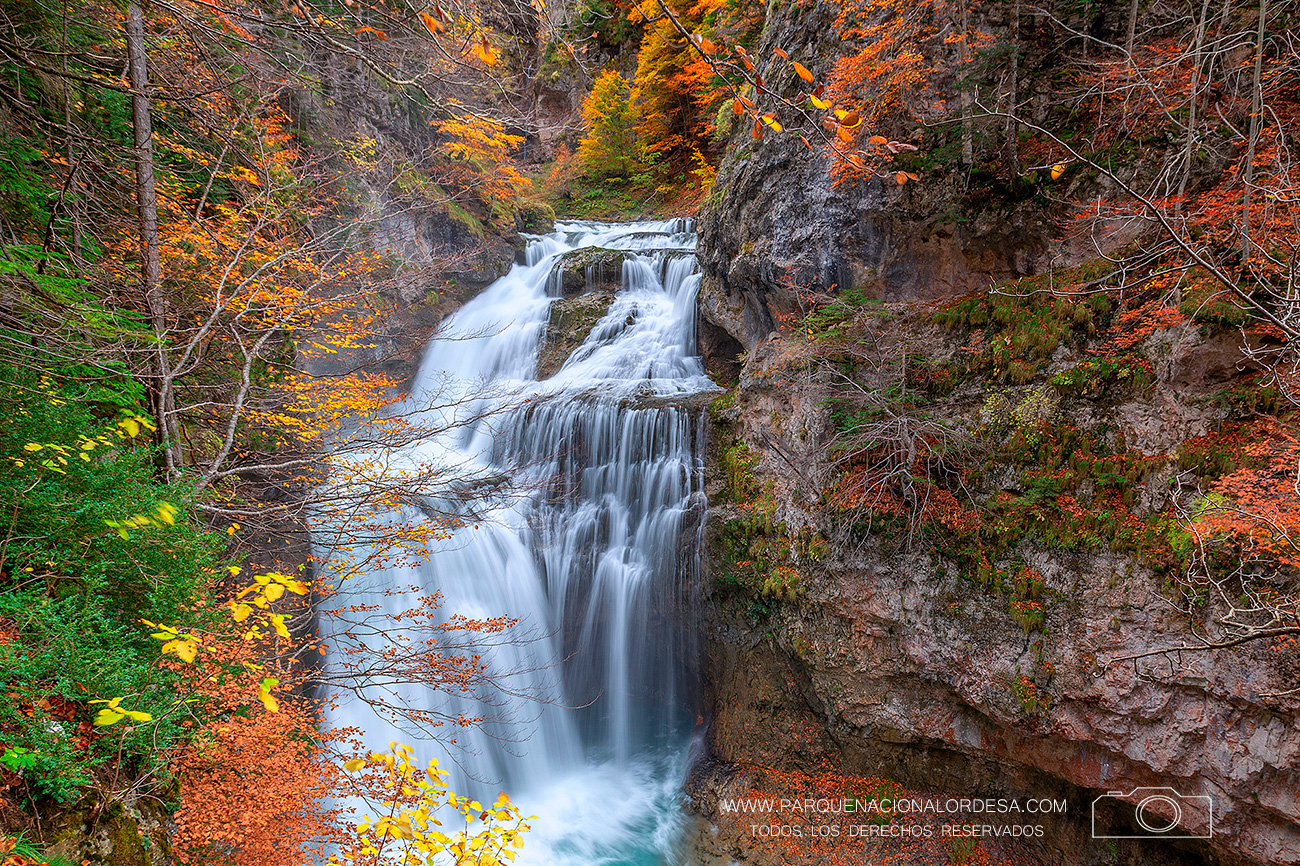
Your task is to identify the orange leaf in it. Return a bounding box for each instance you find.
[836,125,853,143]
[419,11,442,35]
[792,62,813,82]
[896,171,910,184]
[472,37,498,66]
[773,47,788,59]
[690,32,717,54]
[751,119,764,140]
[839,112,862,129]
[732,98,744,115]
[866,134,887,146]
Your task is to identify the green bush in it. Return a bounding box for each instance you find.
[0,371,223,803]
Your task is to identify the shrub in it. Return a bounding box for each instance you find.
[0,371,223,802]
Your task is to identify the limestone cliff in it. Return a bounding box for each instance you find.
[690,2,1300,865]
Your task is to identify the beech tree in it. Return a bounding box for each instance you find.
[577,68,639,178]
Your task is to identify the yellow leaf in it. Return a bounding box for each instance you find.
[94,708,125,726]
[259,690,279,713]
[123,710,153,722]
[344,758,367,772]
[264,583,285,602]
[230,602,253,622]
[760,115,782,132]
[121,418,141,437]
[809,95,831,110]
[162,639,198,663]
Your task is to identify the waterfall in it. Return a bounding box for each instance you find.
[316,219,716,865]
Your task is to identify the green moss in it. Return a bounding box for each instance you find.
[1050,355,1155,398]
[933,262,1116,384]
[1211,380,1279,418]
[445,197,485,238]
[514,199,556,233]
[1178,273,1248,327]
[722,441,759,501]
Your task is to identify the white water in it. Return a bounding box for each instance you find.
[316,220,716,865]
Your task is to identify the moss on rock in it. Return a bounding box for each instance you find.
[536,291,616,378]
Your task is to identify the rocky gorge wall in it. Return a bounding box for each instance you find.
[691,327,1300,865]
[688,3,1300,865]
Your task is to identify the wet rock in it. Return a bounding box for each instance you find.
[552,247,629,297]
[536,291,616,378]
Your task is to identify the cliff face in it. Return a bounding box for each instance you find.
[696,334,1300,865]
[691,3,1300,865]
[695,4,1060,352]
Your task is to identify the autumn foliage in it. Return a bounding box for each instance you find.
[578,69,640,178]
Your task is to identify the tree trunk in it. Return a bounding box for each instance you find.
[125,1,178,475]
[959,2,973,166]
[62,1,81,260]
[1241,0,1268,264]
[1125,0,1140,57]
[1176,0,1214,207]
[1005,4,1020,177]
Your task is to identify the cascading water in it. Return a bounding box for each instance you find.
[317,219,716,865]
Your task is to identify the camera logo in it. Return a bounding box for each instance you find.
[1092,788,1213,839]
